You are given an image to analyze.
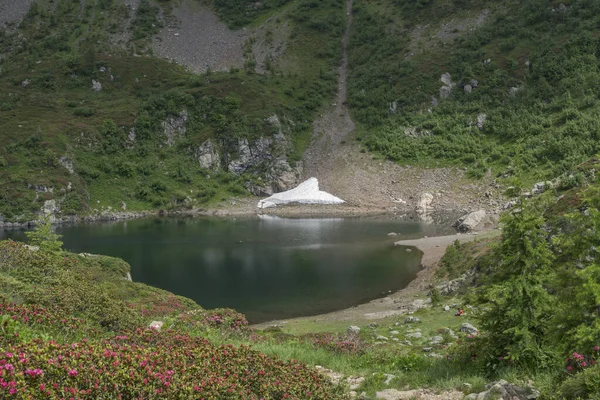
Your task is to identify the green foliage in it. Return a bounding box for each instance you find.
[559,365,600,400]
[131,0,163,41]
[0,0,342,220]
[25,216,63,254]
[549,187,600,352]
[349,0,600,181]
[213,0,292,28]
[476,198,557,370]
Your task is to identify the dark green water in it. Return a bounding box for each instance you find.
[3,216,453,323]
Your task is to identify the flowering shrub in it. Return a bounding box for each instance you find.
[175,308,250,334]
[0,329,344,399]
[565,347,600,373]
[0,302,97,346]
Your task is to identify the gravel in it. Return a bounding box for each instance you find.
[152,0,247,73]
[0,0,34,29]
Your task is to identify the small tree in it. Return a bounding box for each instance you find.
[26,215,63,253]
[476,198,557,369]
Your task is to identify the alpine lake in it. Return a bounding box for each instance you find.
[3,215,455,323]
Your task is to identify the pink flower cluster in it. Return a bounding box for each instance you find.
[566,347,599,373]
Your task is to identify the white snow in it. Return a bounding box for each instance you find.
[257,177,345,209]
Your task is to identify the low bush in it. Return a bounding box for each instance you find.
[0,329,343,399]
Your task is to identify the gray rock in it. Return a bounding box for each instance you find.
[92,79,102,91]
[532,181,553,195]
[454,210,486,232]
[440,85,453,99]
[42,200,58,217]
[376,335,389,341]
[404,316,421,323]
[476,113,487,130]
[389,330,399,335]
[406,332,422,339]
[21,79,30,87]
[387,232,398,236]
[196,140,221,170]
[346,376,365,390]
[465,379,539,400]
[444,305,450,311]
[436,272,474,295]
[368,323,378,329]
[460,323,479,335]
[483,58,491,65]
[163,110,188,146]
[430,335,443,345]
[431,97,439,107]
[347,326,361,335]
[464,84,473,94]
[401,340,413,346]
[404,127,432,138]
[422,347,433,352]
[509,86,521,97]
[59,157,74,174]
[440,73,453,86]
[470,79,479,88]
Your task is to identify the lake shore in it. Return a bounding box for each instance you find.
[252,230,499,331]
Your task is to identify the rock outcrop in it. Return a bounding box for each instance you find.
[465,380,539,400]
[195,140,221,170]
[163,110,188,146]
[454,210,486,232]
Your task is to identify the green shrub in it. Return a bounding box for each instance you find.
[559,365,600,400]
[25,216,63,254]
[73,106,94,117]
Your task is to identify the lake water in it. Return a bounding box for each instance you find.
[2,215,454,323]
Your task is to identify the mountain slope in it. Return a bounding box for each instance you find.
[0,0,343,222]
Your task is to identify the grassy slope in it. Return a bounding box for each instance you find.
[348,0,600,187]
[0,0,344,221]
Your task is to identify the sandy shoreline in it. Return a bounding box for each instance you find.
[253,230,497,329]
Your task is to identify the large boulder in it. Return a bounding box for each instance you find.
[347,326,361,335]
[460,323,479,335]
[454,210,486,232]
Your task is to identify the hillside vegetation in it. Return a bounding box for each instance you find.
[1,160,600,398]
[348,0,600,186]
[0,0,343,221]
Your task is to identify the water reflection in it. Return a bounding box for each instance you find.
[3,216,454,323]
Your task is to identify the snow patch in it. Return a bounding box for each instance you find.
[257,178,344,208]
